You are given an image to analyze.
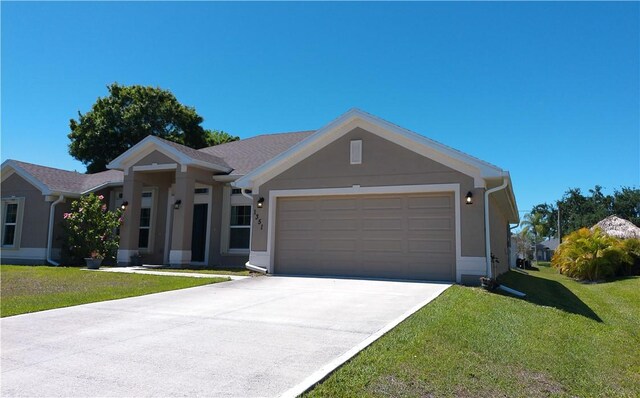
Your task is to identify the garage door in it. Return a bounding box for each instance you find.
[274,193,455,281]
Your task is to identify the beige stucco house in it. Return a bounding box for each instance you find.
[1,109,518,283]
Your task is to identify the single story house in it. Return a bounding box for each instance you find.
[535,238,559,261]
[1,109,519,283]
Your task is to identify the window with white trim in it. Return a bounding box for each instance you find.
[138,191,154,250]
[350,139,362,164]
[220,186,252,254]
[1,198,23,248]
[229,205,251,249]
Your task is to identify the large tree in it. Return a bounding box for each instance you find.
[68,83,238,173]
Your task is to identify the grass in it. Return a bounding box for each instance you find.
[0,265,228,317]
[307,264,640,398]
[147,267,251,276]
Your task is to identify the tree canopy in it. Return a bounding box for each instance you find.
[68,83,238,173]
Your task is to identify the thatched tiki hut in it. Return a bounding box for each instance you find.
[591,215,640,239]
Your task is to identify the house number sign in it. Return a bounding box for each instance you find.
[254,209,263,230]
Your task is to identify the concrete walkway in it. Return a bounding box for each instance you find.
[1,276,449,397]
[83,266,250,280]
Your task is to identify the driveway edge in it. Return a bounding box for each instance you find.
[279,283,451,398]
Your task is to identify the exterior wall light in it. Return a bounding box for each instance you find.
[120,201,129,210]
[174,199,182,210]
[257,197,265,208]
[466,192,473,205]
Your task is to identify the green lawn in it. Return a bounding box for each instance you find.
[0,265,228,317]
[148,267,251,276]
[307,265,640,398]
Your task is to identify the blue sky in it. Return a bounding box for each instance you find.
[2,2,638,214]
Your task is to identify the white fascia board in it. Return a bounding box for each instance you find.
[214,175,240,182]
[1,160,53,195]
[107,136,161,170]
[189,159,232,173]
[81,181,124,195]
[131,163,177,172]
[236,108,503,190]
[107,136,231,173]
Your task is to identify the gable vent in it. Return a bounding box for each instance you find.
[350,140,362,165]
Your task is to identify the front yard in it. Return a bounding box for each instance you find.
[307,265,640,397]
[0,265,227,317]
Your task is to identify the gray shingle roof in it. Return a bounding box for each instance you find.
[198,130,315,175]
[153,136,231,169]
[12,160,123,194]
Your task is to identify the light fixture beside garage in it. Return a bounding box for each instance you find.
[466,191,473,205]
[174,199,182,210]
[120,201,129,210]
[257,197,265,208]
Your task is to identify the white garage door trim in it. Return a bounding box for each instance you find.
[266,183,464,282]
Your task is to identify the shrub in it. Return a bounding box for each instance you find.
[62,193,122,265]
[552,228,631,281]
[618,238,640,275]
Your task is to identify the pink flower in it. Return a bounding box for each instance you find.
[63,213,71,219]
[101,204,107,211]
[98,195,104,200]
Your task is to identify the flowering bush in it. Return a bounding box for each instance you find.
[62,193,122,265]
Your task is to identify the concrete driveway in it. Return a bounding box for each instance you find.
[1,276,450,397]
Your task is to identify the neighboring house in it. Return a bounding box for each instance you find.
[0,160,123,264]
[535,238,559,261]
[1,109,519,283]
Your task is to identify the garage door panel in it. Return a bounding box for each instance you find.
[361,197,404,210]
[320,218,358,231]
[362,217,403,230]
[407,195,451,209]
[361,238,403,252]
[320,198,358,210]
[408,216,453,230]
[319,238,357,251]
[279,222,316,233]
[275,193,455,281]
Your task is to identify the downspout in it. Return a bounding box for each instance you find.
[484,175,509,278]
[240,188,253,201]
[47,195,65,266]
[241,188,268,274]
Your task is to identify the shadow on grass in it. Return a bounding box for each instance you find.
[497,270,602,322]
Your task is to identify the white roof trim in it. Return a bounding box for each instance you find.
[1,160,53,195]
[234,108,505,190]
[106,136,231,173]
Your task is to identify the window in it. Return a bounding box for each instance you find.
[138,190,154,250]
[229,205,250,249]
[231,188,251,195]
[350,139,362,165]
[195,188,209,194]
[138,208,151,248]
[1,198,23,248]
[3,203,18,246]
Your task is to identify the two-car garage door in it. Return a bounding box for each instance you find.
[274,192,455,281]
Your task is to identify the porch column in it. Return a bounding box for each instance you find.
[169,168,195,267]
[117,172,143,265]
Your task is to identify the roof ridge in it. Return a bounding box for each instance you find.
[12,159,86,175]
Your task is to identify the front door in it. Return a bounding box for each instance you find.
[191,204,208,262]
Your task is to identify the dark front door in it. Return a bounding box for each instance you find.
[191,204,208,262]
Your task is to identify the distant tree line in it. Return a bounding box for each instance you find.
[524,186,640,241]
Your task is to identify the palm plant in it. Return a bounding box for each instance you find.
[552,228,630,281]
[521,212,546,262]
